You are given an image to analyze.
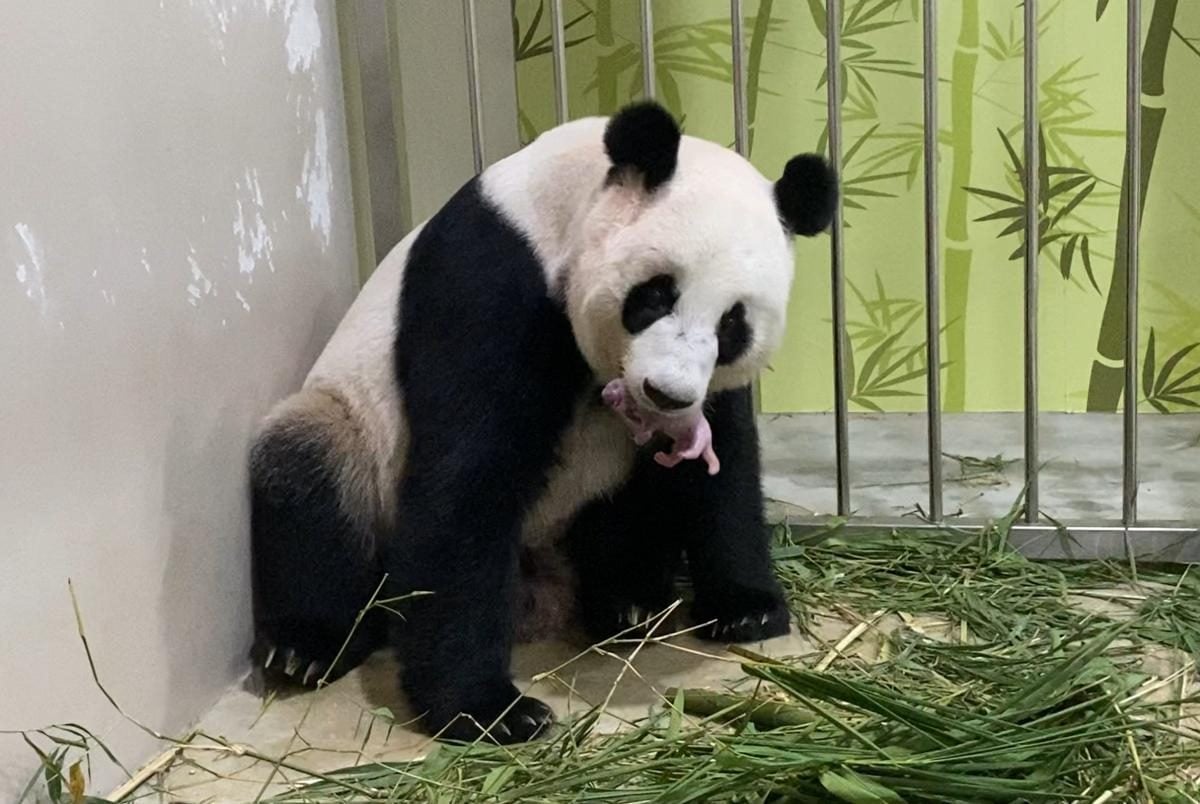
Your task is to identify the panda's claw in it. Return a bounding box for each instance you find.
[263,645,278,669]
[302,661,324,686]
[283,648,301,677]
[438,694,555,745]
[697,593,792,644]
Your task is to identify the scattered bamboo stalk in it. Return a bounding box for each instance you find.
[815,608,886,671]
[105,742,185,801]
[664,687,814,729]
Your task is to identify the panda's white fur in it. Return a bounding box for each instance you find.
[249,102,835,744]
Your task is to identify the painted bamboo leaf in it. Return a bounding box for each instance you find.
[513,1,595,62]
[1141,328,1200,412]
[965,128,1103,291]
[843,275,949,411]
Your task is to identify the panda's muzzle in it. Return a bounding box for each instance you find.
[642,379,695,412]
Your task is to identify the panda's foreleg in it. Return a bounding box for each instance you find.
[387,422,562,744]
[646,385,791,643]
[389,315,586,743]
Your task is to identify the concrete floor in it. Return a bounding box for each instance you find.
[134,411,1198,802]
[150,626,826,802]
[760,411,1199,524]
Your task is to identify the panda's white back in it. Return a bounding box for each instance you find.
[294,117,637,546]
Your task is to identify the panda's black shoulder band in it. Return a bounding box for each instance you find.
[603,101,681,192]
[774,153,838,237]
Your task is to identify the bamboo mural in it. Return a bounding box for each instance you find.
[942,0,979,411]
[744,0,773,155]
[512,0,1200,416]
[1086,0,1178,412]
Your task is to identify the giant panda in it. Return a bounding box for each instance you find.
[249,101,836,744]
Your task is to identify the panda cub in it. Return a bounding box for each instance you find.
[249,101,836,744]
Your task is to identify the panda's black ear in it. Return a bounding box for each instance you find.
[603,101,681,192]
[774,153,838,237]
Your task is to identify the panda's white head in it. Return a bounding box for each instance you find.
[564,102,836,418]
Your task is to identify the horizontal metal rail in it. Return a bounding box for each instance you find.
[781,518,1200,562]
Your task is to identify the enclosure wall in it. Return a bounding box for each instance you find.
[0,1,358,796]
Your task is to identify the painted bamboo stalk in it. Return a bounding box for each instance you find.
[942,0,980,411]
[593,0,621,112]
[745,0,774,156]
[1085,0,1178,411]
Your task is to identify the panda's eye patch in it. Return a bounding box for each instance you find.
[716,302,751,365]
[622,274,678,334]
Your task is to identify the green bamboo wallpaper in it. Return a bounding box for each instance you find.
[511,0,1200,414]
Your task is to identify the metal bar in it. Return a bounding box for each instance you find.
[780,517,1200,563]
[640,0,655,99]
[461,0,484,173]
[333,0,377,286]
[731,0,748,155]
[1123,0,1142,526]
[740,0,755,416]
[825,0,850,516]
[1022,0,1040,523]
[549,0,569,125]
[921,0,942,522]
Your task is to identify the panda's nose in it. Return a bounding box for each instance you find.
[643,380,694,411]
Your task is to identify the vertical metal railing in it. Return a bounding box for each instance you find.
[461,0,484,173]
[1123,0,1142,526]
[921,0,942,522]
[549,0,569,125]
[1022,0,1040,523]
[730,0,748,156]
[824,0,850,516]
[641,0,656,99]
[450,0,1188,551]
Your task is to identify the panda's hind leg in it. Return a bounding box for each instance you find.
[249,389,389,688]
[565,470,685,643]
[570,387,790,647]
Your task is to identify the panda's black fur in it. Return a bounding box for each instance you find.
[250,101,836,744]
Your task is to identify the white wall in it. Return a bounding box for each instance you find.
[0,1,359,797]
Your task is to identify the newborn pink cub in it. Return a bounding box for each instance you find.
[601,379,720,475]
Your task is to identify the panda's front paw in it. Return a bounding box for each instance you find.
[580,590,679,643]
[252,622,382,690]
[693,587,792,644]
[434,690,555,745]
[253,638,334,689]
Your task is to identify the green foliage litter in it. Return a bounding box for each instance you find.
[259,521,1200,803]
